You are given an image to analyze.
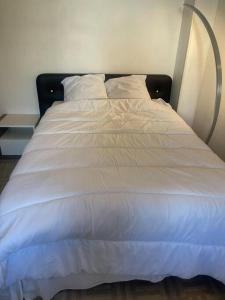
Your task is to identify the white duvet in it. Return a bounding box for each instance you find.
[1,98,225,297]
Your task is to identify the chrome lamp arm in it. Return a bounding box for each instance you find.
[184,3,222,144]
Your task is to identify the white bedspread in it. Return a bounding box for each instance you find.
[1,98,225,297]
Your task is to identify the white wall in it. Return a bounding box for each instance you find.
[194,0,225,160]
[0,0,183,115]
[177,0,218,126]
[177,0,225,160]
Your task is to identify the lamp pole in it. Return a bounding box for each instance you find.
[184,4,222,144]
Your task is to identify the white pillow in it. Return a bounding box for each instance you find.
[105,75,151,99]
[61,74,107,101]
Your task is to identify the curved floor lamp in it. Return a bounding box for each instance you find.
[184,4,222,144]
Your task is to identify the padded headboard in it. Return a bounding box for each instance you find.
[36,74,172,117]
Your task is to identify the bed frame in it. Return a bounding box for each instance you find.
[36,74,172,117]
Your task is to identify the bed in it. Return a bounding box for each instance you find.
[1,73,225,300]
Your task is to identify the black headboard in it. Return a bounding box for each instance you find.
[36,74,172,117]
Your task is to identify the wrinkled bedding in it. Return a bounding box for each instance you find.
[1,98,225,296]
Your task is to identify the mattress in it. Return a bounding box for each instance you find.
[1,98,225,299]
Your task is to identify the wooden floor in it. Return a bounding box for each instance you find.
[50,277,225,300]
[1,158,225,300]
[0,158,18,192]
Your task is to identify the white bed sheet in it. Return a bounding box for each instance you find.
[1,98,225,299]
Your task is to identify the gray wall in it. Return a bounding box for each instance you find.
[171,0,195,110]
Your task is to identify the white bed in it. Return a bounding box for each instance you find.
[1,98,225,300]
